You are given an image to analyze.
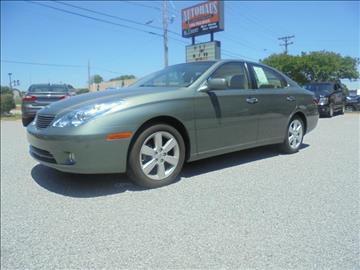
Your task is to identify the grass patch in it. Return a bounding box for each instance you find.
[1,114,22,121]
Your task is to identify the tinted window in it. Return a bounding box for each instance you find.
[133,62,214,88]
[303,83,334,95]
[252,65,287,89]
[210,62,249,89]
[29,85,68,93]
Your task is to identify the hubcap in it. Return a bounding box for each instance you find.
[139,131,180,180]
[288,119,303,149]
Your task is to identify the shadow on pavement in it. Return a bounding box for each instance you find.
[31,143,309,198]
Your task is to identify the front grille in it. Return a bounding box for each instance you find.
[30,145,57,163]
[36,114,55,129]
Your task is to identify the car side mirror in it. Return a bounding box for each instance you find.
[207,78,227,90]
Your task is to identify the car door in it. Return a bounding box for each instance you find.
[194,62,259,155]
[248,64,297,144]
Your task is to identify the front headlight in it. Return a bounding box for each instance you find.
[52,100,125,128]
[319,97,329,105]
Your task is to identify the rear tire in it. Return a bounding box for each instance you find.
[340,103,345,115]
[328,103,334,117]
[279,117,304,154]
[22,117,33,127]
[127,124,185,188]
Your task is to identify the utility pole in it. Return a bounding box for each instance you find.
[8,73,13,89]
[88,60,91,90]
[163,0,168,67]
[278,35,295,54]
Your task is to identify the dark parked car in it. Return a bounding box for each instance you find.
[21,84,76,126]
[345,90,360,111]
[303,82,346,117]
[27,60,319,188]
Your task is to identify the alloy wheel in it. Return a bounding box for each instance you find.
[288,119,303,149]
[139,131,180,180]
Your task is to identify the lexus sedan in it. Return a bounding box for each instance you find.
[27,60,319,188]
[21,83,76,126]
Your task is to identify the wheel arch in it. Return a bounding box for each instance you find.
[290,111,307,134]
[127,115,191,163]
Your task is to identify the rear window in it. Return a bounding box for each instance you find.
[29,85,68,93]
[303,83,334,95]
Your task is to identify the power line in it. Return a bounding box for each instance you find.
[278,35,295,54]
[1,60,123,75]
[54,1,180,37]
[225,7,280,43]
[29,1,189,46]
[28,1,164,37]
[1,59,85,68]
[122,1,161,12]
[222,49,257,61]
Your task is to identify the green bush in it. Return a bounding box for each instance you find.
[1,94,16,114]
[0,86,13,95]
[76,88,90,95]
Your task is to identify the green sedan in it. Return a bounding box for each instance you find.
[27,60,319,188]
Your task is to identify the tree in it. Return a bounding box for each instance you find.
[1,86,13,95]
[109,75,136,81]
[90,74,104,84]
[262,51,359,85]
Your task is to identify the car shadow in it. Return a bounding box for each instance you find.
[31,144,309,198]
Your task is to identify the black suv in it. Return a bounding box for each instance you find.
[303,82,346,117]
[21,84,76,126]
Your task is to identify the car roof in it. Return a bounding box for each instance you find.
[304,82,336,85]
[29,83,68,87]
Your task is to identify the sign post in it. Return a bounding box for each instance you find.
[181,0,224,62]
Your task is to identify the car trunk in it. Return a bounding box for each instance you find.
[30,92,67,106]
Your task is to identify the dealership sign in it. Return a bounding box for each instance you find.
[182,0,224,38]
[186,41,221,63]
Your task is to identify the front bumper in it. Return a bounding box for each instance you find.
[317,104,330,114]
[22,105,45,118]
[346,102,360,111]
[27,124,131,174]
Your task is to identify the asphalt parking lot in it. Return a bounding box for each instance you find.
[1,114,359,269]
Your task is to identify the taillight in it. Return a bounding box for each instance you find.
[23,95,37,102]
[59,94,70,100]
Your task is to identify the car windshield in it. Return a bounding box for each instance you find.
[303,83,333,95]
[29,85,68,93]
[133,62,214,88]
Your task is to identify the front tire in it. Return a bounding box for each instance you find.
[127,124,185,188]
[328,103,334,117]
[340,103,345,115]
[280,117,304,154]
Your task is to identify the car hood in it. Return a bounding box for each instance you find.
[38,87,178,115]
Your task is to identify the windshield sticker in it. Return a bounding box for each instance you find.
[253,66,269,85]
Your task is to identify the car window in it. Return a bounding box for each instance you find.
[252,65,287,89]
[29,85,68,93]
[134,62,214,88]
[210,62,250,89]
[304,83,334,95]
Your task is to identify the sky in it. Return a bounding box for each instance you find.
[1,0,359,91]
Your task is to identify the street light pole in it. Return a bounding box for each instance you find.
[8,73,13,89]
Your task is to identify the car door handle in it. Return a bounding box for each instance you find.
[286,96,296,102]
[246,97,258,104]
